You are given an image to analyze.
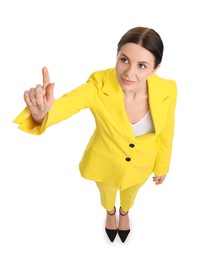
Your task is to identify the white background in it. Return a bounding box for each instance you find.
[0,0,204,259]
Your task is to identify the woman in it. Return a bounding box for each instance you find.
[14,27,177,243]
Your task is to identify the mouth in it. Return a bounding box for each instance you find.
[121,77,135,85]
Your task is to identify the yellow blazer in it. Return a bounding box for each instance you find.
[14,68,177,190]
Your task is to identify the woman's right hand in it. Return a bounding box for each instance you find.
[24,67,55,124]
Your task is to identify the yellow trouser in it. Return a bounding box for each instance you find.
[96,182,144,212]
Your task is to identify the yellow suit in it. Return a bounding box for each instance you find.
[14,68,177,190]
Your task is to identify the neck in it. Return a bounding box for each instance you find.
[122,82,148,100]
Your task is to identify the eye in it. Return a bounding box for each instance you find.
[120,57,129,63]
[138,63,147,69]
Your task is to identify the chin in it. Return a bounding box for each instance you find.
[121,85,135,93]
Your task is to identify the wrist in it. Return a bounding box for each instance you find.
[32,113,47,124]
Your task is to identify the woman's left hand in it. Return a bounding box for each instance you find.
[153,174,166,185]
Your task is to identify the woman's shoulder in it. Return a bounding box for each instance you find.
[150,74,176,85]
[148,74,177,93]
[86,67,115,87]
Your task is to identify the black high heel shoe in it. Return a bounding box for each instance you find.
[118,207,130,243]
[105,206,117,242]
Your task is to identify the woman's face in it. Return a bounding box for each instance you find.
[116,43,158,92]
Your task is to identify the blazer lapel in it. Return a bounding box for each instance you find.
[100,69,135,139]
[99,69,170,139]
[148,74,170,135]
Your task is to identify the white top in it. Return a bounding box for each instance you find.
[131,111,155,137]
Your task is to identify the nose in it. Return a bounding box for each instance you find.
[125,65,136,78]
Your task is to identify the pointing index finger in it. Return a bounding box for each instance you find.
[42,67,50,88]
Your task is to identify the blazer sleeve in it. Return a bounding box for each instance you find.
[153,81,177,175]
[13,81,97,135]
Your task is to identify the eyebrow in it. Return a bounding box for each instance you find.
[138,61,150,64]
[120,54,150,65]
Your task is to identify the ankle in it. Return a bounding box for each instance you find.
[107,206,116,216]
[119,207,129,216]
[106,206,117,230]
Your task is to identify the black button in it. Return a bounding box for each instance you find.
[129,143,135,148]
[125,157,131,162]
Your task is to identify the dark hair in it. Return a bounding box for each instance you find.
[117,27,164,68]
